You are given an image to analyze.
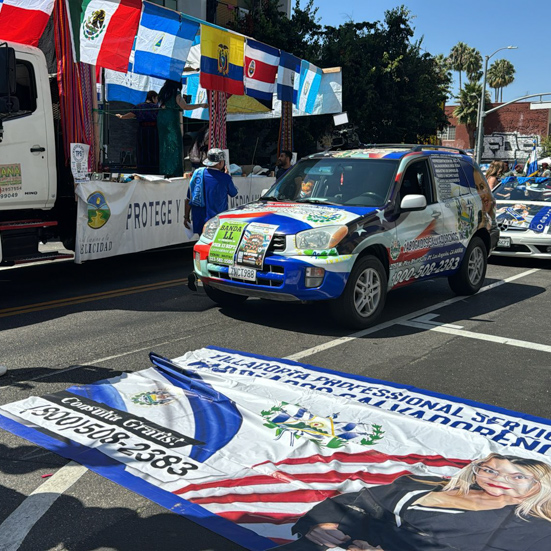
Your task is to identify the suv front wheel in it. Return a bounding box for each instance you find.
[330,255,388,329]
[448,236,487,295]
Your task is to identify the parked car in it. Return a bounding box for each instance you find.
[493,176,551,259]
[192,145,499,328]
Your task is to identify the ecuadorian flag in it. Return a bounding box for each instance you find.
[200,24,244,95]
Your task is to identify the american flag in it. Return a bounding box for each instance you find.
[174,450,469,545]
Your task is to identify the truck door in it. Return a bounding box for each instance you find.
[0,46,55,210]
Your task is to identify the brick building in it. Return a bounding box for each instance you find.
[440,102,551,163]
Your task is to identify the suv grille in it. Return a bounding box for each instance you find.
[268,233,287,253]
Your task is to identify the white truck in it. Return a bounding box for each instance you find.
[0,41,79,265]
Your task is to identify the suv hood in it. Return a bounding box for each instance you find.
[218,201,375,233]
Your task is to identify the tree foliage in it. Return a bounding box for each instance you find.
[226,1,451,161]
[453,82,490,148]
[487,59,516,102]
[448,42,470,90]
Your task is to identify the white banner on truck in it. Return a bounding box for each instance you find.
[75,176,273,263]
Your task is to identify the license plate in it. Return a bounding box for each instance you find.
[498,237,511,248]
[229,265,257,281]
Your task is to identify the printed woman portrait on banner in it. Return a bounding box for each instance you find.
[274,453,551,550]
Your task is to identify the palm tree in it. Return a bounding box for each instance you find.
[487,59,516,102]
[454,81,491,149]
[465,47,482,83]
[448,42,470,90]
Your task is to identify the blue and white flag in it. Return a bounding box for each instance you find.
[134,1,199,82]
[277,51,300,104]
[526,141,539,177]
[183,73,209,120]
[297,60,322,114]
[105,46,163,104]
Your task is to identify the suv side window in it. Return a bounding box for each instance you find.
[430,154,470,201]
[399,159,434,204]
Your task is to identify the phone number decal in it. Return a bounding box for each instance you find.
[392,256,460,286]
[21,404,199,481]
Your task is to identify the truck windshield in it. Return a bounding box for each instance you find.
[262,158,399,207]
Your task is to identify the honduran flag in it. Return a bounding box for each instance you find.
[244,39,280,109]
[277,51,300,104]
[0,0,55,47]
[105,47,164,105]
[134,2,199,82]
[79,0,142,72]
[200,24,244,96]
[297,60,322,114]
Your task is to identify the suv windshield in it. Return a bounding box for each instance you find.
[493,177,551,202]
[262,158,399,207]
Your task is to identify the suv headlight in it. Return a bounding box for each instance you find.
[295,225,348,250]
[202,216,220,241]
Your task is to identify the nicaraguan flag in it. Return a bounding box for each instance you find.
[277,51,300,104]
[297,60,322,113]
[134,2,199,81]
[244,39,280,109]
[526,141,538,177]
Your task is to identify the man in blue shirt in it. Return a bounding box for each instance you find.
[185,148,239,235]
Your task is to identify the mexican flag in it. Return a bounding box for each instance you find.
[78,0,142,72]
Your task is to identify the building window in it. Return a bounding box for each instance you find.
[437,126,456,141]
[149,0,178,10]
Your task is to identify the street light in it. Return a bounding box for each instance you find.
[475,45,518,165]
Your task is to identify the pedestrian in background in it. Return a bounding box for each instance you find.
[275,150,293,179]
[485,160,507,190]
[541,163,551,178]
[185,148,238,235]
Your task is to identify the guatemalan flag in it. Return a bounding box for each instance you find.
[134,2,199,82]
[526,141,539,177]
[244,39,280,109]
[277,51,300,104]
[297,60,322,114]
[0,0,55,47]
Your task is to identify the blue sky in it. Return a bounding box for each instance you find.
[302,0,550,104]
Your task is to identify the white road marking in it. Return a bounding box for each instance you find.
[400,319,551,354]
[410,313,464,329]
[286,268,539,361]
[0,462,87,551]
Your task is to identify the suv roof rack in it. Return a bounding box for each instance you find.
[360,144,468,155]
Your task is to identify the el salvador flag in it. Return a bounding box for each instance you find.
[134,2,199,82]
[277,51,300,104]
[297,60,322,114]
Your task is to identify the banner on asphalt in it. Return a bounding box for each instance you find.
[1,347,550,550]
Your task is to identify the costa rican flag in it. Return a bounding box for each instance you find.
[173,450,468,546]
[244,38,280,109]
[0,0,55,47]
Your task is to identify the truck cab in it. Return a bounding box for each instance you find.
[0,41,73,264]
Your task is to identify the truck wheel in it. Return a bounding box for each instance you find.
[330,255,387,329]
[448,237,487,295]
[204,284,248,308]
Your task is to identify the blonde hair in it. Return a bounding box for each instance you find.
[442,453,551,522]
[486,161,507,179]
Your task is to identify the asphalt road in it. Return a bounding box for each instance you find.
[0,247,550,551]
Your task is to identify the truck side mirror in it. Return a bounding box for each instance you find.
[0,45,17,97]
